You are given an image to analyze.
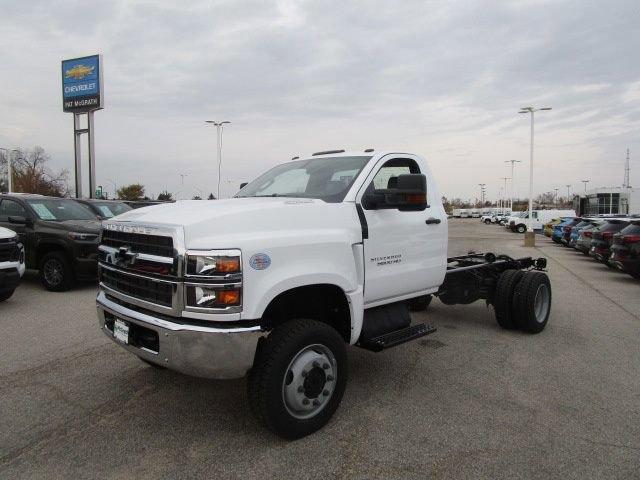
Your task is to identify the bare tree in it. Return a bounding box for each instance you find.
[11,147,69,196]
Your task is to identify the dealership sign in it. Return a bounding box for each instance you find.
[61,55,103,112]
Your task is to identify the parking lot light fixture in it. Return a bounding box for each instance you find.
[504,160,522,211]
[581,179,590,192]
[519,106,552,246]
[205,120,231,199]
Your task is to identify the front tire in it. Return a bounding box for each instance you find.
[0,290,15,302]
[516,224,526,234]
[40,252,75,291]
[248,319,347,439]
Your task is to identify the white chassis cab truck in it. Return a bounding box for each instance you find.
[96,150,551,438]
[0,226,25,301]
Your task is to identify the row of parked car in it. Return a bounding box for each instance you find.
[544,215,640,279]
[0,193,134,299]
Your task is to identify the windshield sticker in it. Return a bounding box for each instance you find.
[98,205,114,217]
[31,203,56,220]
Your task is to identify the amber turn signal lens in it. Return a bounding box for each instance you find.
[217,257,241,273]
[218,289,241,305]
[406,194,426,204]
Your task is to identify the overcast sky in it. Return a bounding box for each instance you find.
[1,0,638,201]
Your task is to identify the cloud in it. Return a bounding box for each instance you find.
[0,0,638,200]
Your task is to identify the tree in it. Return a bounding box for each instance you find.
[117,184,145,200]
[207,193,216,200]
[157,190,173,201]
[192,195,202,200]
[6,146,69,196]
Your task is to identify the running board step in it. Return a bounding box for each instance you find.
[358,323,437,352]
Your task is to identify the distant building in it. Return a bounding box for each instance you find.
[574,187,638,216]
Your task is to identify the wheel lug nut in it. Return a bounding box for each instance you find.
[297,386,304,393]
[322,363,329,369]
[323,389,329,396]
[302,398,310,405]
[327,375,334,381]
[313,399,320,406]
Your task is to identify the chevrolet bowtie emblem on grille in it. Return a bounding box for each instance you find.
[114,246,138,267]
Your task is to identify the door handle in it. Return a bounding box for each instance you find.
[425,217,441,225]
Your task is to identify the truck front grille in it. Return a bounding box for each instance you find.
[0,240,17,262]
[101,267,173,307]
[101,230,174,257]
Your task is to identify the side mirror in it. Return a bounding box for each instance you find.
[362,174,428,211]
[8,215,27,225]
[240,182,248,189]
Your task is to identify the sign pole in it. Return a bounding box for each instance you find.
[88,110,96,198]
[73,113,83,198]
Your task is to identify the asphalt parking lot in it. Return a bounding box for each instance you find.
[1,219,639,479]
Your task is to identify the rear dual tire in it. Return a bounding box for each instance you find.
[493,270,551,333]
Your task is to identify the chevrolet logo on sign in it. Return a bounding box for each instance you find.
[65,64,95,80]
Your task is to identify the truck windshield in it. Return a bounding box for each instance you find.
[26,198,97,221]
[236,156,371,203]
[90,201,132,218]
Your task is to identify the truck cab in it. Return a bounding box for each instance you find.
[96,150,550,439]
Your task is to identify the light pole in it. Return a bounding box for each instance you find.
[106,178,117,199]
[179,173,188,200]
[581,179,589,192]
[499,177,510,212]
[478,184,486,207]
[504,159,522,211]
[554,188,559,207]
[205,120,231,199]
[519,106,552,246]
[0,148,19,193]
[565,184,571,204]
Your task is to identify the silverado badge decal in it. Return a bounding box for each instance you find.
[370,254,402,266]
[250,253,271,270]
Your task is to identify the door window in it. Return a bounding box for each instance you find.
[0,199,27,219]
[370,158,421,191]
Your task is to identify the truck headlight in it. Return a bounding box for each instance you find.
[68,232,99,241]
[186,250,241,276]
[185,285,242,309]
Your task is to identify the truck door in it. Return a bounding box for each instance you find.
[0,199,34,265]
[356,156,446,305]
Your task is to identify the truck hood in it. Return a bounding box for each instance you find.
[44,219,102,234]
[111,197,361,249]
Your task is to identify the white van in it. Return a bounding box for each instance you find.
[510,209,576,233]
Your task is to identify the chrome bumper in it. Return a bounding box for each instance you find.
[96,291,264,379]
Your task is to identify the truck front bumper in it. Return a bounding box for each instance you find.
[96,291,264,379]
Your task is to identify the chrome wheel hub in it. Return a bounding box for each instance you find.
[44,259,63,286]
[533,283,550,323]
[282,344,336,420]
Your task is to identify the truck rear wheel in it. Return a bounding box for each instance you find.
[493,270,524,329]
[513,271,551,334]
[247,319,347,439]
[408,295,432,311]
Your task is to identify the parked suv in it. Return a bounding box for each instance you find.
[609,220,640,278]
[575,220,605,255]
[589,219,630,264]
[0,226,25,301]
[0,194,101,291]
[74,198,132,219]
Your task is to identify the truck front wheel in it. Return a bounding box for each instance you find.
[40,252,75,291]
[247,319,347,439]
